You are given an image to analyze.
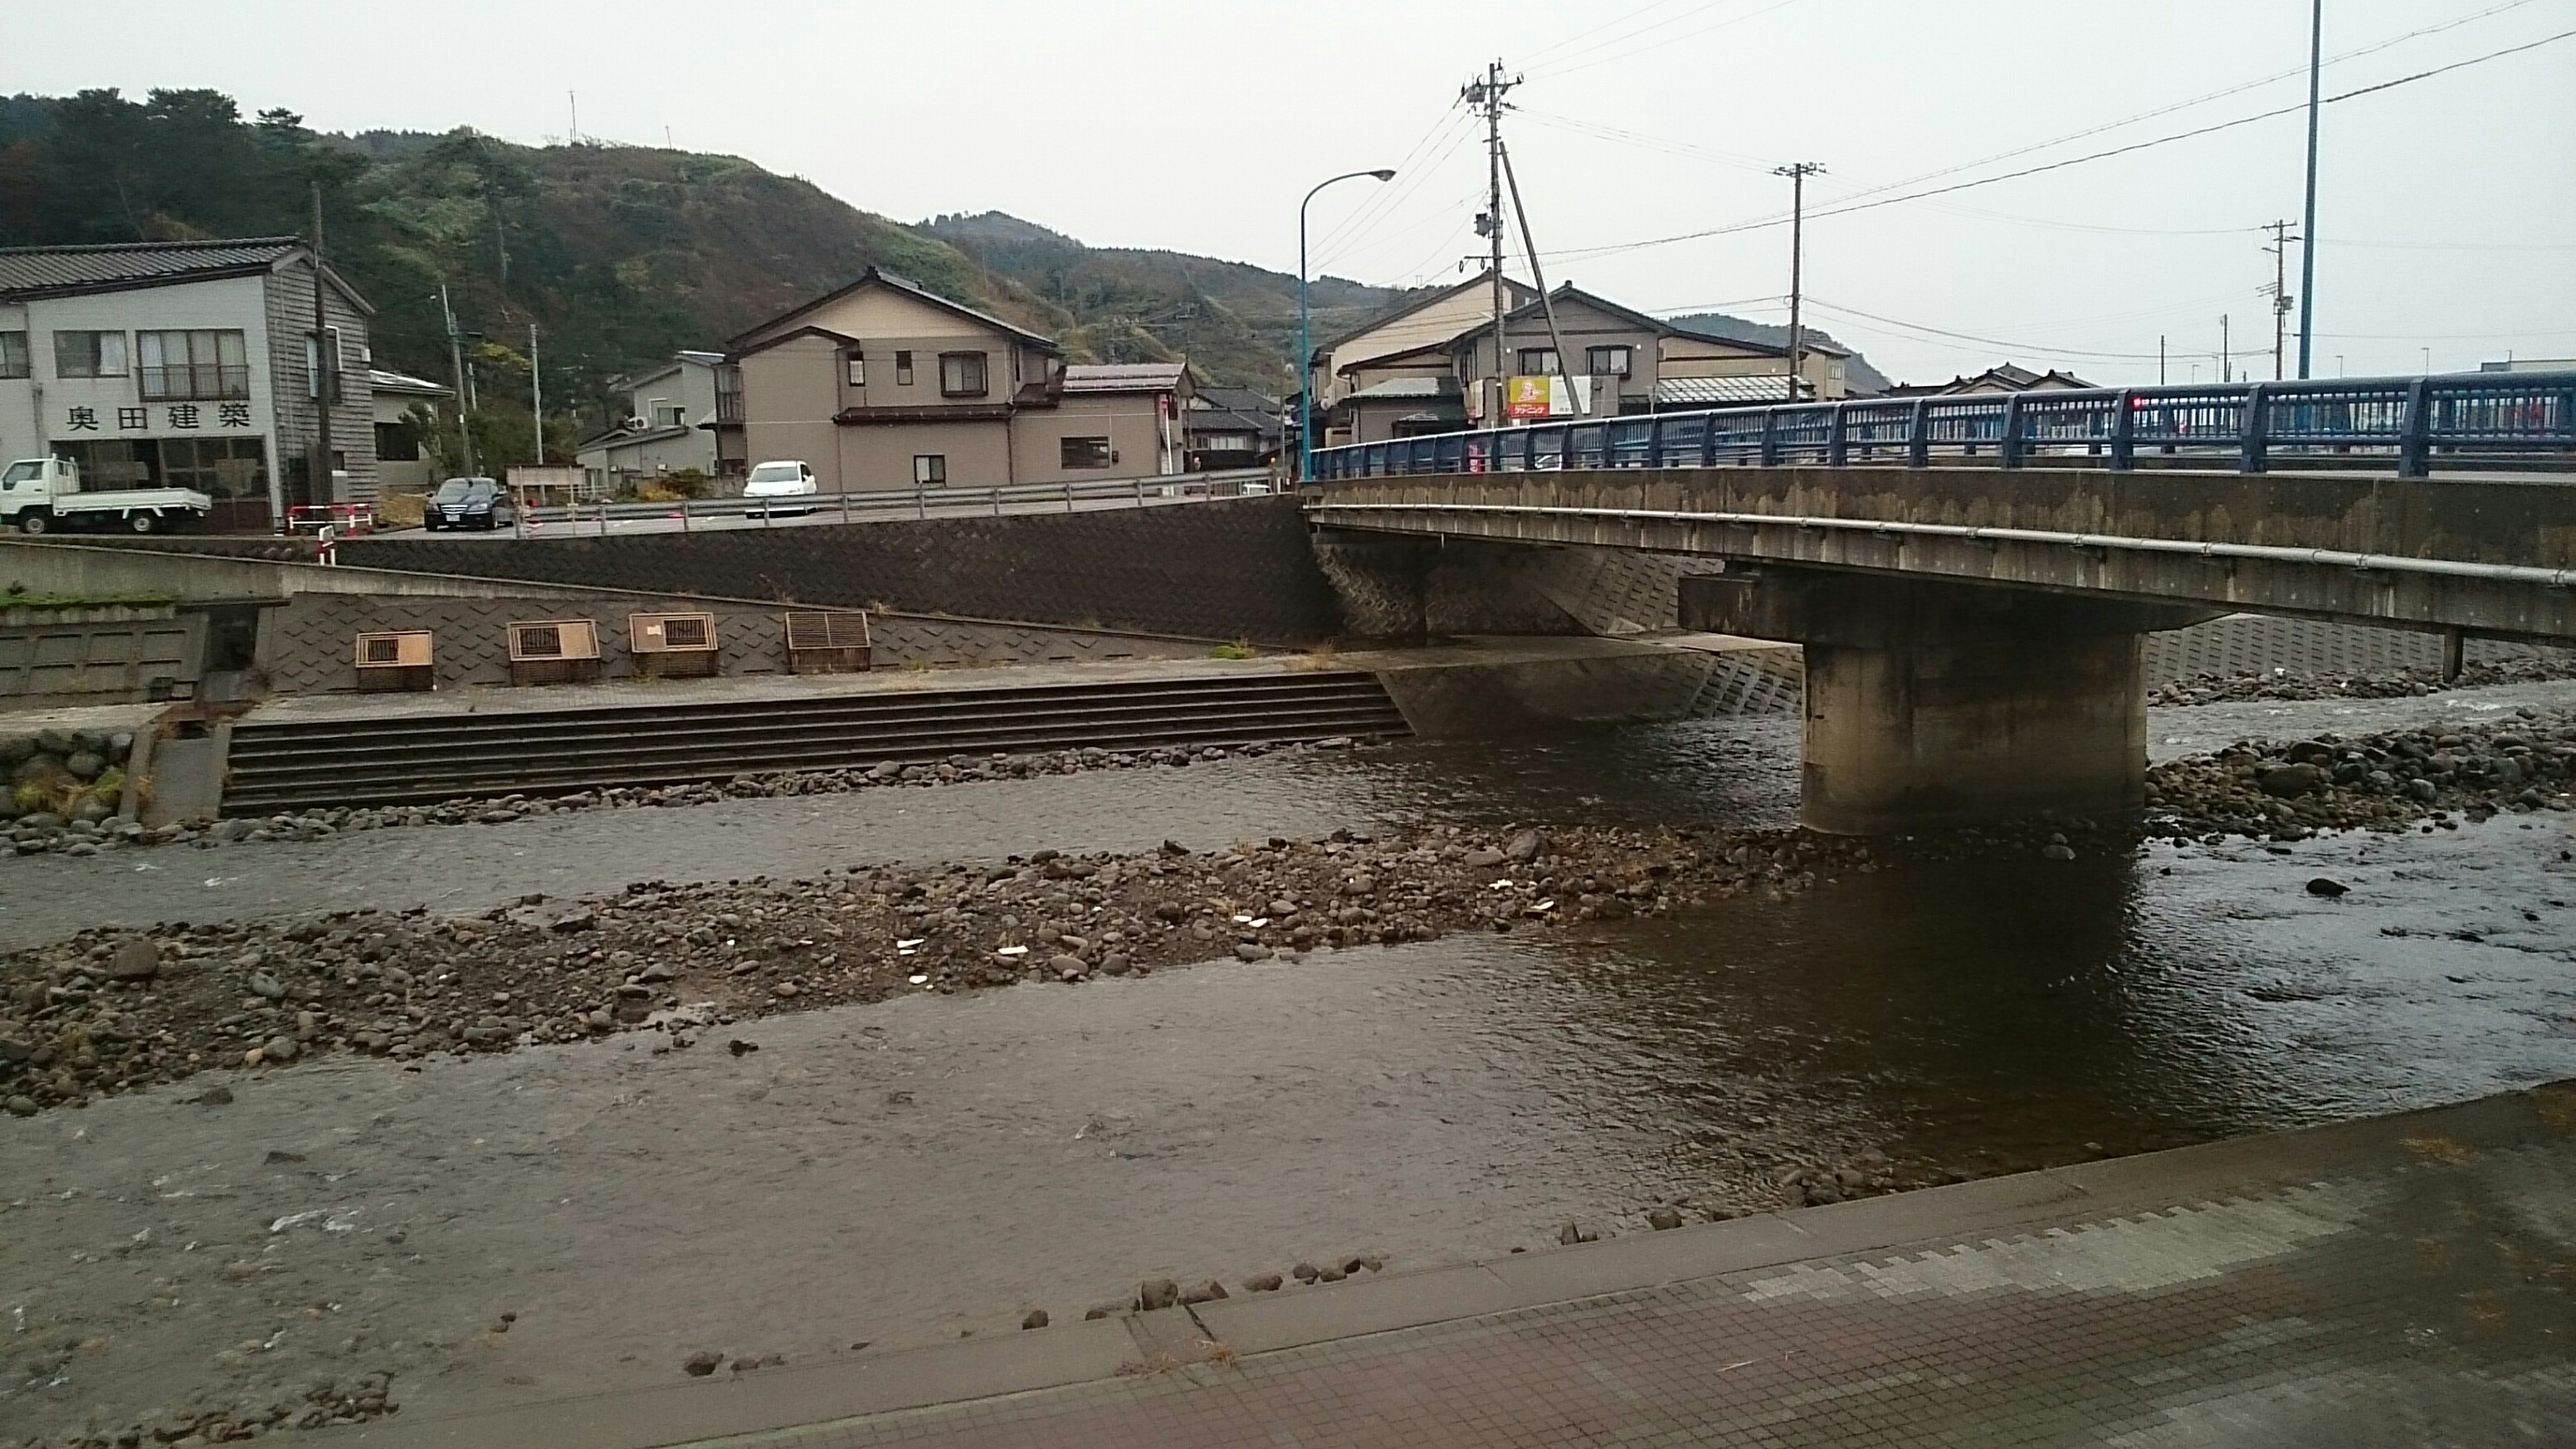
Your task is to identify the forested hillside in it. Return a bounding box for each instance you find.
[0,90,1411,427]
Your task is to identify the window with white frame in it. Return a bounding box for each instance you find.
[845,349,866,388]
[139,329,251,400]
[938,351,988,398]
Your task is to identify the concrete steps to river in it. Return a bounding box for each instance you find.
[218,671,1409,815]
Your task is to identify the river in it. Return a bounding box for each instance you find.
[2,683,2572,1437]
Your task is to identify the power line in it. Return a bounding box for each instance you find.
[1307,102,1471,260]
[1803,297,2274,363]
[1812,0,2554,215]
[1528,0,1810,79]
[1520,0,1721,66]
[1524,0,2559,251]
[1540,26,2576,265]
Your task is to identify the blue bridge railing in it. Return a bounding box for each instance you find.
[1310,373,2576,481]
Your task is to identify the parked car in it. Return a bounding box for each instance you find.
[422,476,515,531]
[743,460,819,516]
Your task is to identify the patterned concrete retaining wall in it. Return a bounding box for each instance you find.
[261,593,1209,695]
[325,497,1342,645]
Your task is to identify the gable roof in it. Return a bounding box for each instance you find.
[726,265,1058,354]
[368,367,451,398]
[0,237,373,312]
[1498,284,1851,359]
[1313,270,1539,364]
[729,324,861,360]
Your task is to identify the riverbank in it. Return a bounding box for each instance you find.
[4,685,2573,1447]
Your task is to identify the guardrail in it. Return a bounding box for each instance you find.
[515,468,1279,530]
[1311,373,2576,481]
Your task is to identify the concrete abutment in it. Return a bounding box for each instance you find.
[1684,568,2211,833]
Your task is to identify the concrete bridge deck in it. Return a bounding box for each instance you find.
[1310,465,2576,643]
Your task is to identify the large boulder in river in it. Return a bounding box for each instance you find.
[2256,763,2329,798]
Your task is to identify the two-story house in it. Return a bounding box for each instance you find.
[727,267,1188,492]
[575,349,731,493]
[0,237,378,531]
[1312,277,1855,446]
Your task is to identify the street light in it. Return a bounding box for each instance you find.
[1299,168,1396,485]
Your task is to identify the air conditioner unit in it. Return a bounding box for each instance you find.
[782,610,873,674]
[353,630,434,691]
[505,618,602,685]
[629,611,720,677]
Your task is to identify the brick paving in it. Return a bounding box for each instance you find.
[713,1139,2576,1449]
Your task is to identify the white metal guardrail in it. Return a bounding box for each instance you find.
[515,468,1280,531]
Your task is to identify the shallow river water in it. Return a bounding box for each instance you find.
[2,686,2574,1433]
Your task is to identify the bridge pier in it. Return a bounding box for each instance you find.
[1682,568,2210,834]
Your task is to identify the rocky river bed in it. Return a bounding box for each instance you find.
[1,700,2561,1123]
[2,690,2574,1447]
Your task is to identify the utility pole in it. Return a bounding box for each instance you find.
[1774,162,1825,402]
[2263,219,2299,382]
[2220,314,2232,385]
[529,323,544,466]
[2297,0,2322,378]
[2159,334,2168,387]
[440,284,479,478]
[1464,60,1519,427]
[309,183,335,511]
[1500,139,1582,416]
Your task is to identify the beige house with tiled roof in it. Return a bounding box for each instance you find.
[728,267,1188,491]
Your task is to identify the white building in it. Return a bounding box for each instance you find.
[0,237,377,530]
[576,349,733,494]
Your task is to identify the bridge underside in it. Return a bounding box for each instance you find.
[1310,464,2575,832]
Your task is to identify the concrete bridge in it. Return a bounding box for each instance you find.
[1308,373,2576,833]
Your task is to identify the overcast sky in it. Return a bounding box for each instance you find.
[7,0,2570,385]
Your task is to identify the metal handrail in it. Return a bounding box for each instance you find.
[1310,372,2576,481]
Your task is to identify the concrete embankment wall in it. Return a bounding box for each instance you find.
[329,497,1340,645]
[258,593,1208,695]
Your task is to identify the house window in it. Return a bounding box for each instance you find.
[895,351,914,386]
[1060,436,1113,469]
[845,350,867,388]
[138,329,251,399]
[374,420,421,462]
[939,351,988,398]
[54,330,128,378]
[304,329,344,402]
[0,331,27,379]
[913,454,946,485]
[1586,345,1632,378]
[1515,348,1560,376]
[652,403,686,428]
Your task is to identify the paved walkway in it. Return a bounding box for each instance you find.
[325,1081,2576,1449]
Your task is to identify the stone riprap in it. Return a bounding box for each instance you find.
[2,726,130,839]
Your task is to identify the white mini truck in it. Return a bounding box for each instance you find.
[0,456,213,534]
